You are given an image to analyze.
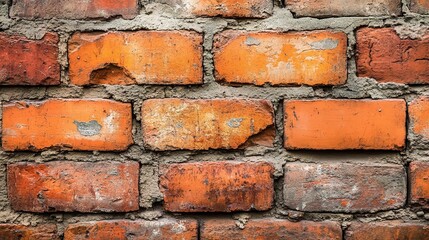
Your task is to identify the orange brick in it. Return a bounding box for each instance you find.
[160,161,274,212]
[286,0,401,17]
[169,0,273,18]
[346,221,429,240]
[10,0,138,19]
[201,219,342,240]
[69,31,202,86]
[409,97,429,141]
[0,224,59,240]
[283,162,406,212]
[214,31,347,86]
[284,99,406,150]
[8,161,139,212]
[410,0,429,14]
[64,219,198,240]
[142,98,274,150]
[410,161,429,207]
[2,99,133,151]
[357,28,429,84]
[0,33,60,85]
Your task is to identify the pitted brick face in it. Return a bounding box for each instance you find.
[7,161,139,212]
[201,219,342,240]
[68,31,203,86]
[356,28,429,84]
[408,97,429,142]
[346,222,429,240]
[283,162,407,212]
[160,161,274,212]
[409,162,429,207]
[0,224,59,240]
[214,31,347,86]
[410,0,429,14]
[286,0,401,17]
[10,0,139,19]
[163,0,273,18]
[142,98,274,150]
[64,219,198,240]
[0,33,60,85]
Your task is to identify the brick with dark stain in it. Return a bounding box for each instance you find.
[0,33,60,85]
[160,161,274,212]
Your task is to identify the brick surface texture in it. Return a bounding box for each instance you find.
[356,28,429,84]
[0,33,60,85]
[214,31,347,86]
[0,0,428,239]
[160,161,274,212]
[8,161,139,212]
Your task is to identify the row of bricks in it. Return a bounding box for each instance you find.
[2,219,429,240]
[6,0,429,19]
[1,27,428,86]
[3,98,429,151]
[5,161,429,213]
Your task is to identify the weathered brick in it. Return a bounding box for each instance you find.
[10,0,138,19]
[286,0,401,17]
[166,0,273,18]
[284,99,406,150]
[356,27,429,84]
[0,33,60,85]
[64,219,198,240]
[160,161,274,212]
[201,219,342,240]
[409,97,429,141]
[69,31,202,86]
[142,99,274,150]
[0,224,59,240]
[410,161,429,207]
[410,0,429,14]
[284,162,406,212]
[214,31,347,86]
[346,221,429,240]
[8,161,139,212]
[2,99,133,151]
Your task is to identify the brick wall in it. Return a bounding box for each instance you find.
[0,0,428,239]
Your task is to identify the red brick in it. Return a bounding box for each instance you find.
[286,0,401,17]
[410,0,429,14]
[0,224,59,240]
[409,97,429,141]
[410,161,429,207]
[10,0,138,19]
[0,33,59,85]
[167,0,273,18]
[201,219,342,240]
[142,98,274,150]
[284,162,406,212]
[64,219,198,240]
[7,161,139,212]
[214,31,347,86]
[69,31,202,86]
[284,99,406,150]
[356,27,429,84]
[2,99,133,151]
[346,221,429,240]
[160,161,274,212]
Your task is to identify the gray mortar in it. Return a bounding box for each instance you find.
[0,0,428,237]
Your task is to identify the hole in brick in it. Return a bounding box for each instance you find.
[239,125,276,148]
[89,63,136,85]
